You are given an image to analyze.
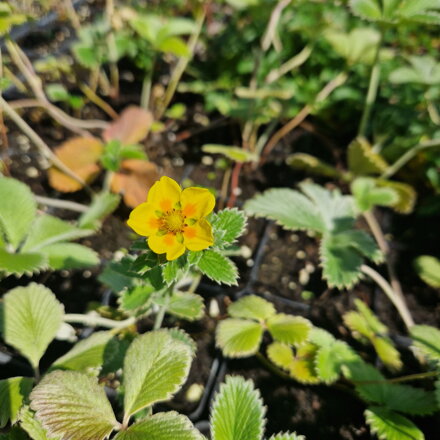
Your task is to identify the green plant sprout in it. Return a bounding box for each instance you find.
[216,294,440,440]
[244,180,415,330]
[0,285,305,440]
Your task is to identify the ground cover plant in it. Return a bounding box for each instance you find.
[0,0,440,439]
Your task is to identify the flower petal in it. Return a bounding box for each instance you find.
[127,202,160,237]
[148,233,185,260]
[147,176,181,212]
[183,218,214,251]
[181,187,215,219]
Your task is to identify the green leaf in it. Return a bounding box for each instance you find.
[216,319,263,357]
[0,377,33,428]
[349,0,383,21]
[167,328,197,355]
[21,215,93,252]
[197,250,238,286]
[114,412,203,440]
[228,295,276,321]
[351,299,388,334]
[286,153,341,179]
[351,178,398,212]
[413,256,440,288]
[267,342,295,368]
[347,137,388,176]
[41,243,99,270]
[162,257,188,286]
[267,314,311,346]
[123,330,193,420]
[365,406,424,440]
[389,56,440,86]
[211,208,247,246]
[157,36,190,57]
[51,331,118,373]
[0,249,47,276]
[374,179,417,214]
[268,434,305,440]
[245,188,326,233]
[325,28,381,65]
[371,337,403,371]
[78,192,121,229]
[0,283,64,368]
[30,371,120,440]
[202,144,258,163]
[410,325,440,364]
[211,376,265,440]
[119,285,155,312]
[168,292,204,321]
[0,177,36,249]
[19,405,58,440]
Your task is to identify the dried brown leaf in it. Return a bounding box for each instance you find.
[48,137,103,192]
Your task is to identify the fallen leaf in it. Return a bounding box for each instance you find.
[111,159,160,207]
[48,137,104,192]
[102,106,153,145]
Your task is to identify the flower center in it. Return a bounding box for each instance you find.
[163,210,185,233]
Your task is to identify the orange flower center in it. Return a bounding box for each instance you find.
[157,208,189,234]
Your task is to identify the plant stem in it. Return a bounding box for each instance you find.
[227,161,243,208]
[261,71,348,162]
[358,29,384,137]
[255,352,292,381]
[64,313,136,329]
[388,370,439,384]
[140,69,153,111]
[155,6,205,119]
[0,95,90,192]
[105,0,119,98]
[153,284,173,330]
[361,264,414,330]
[35,195,88,212]
[80,83,118,120]
[380,138,440,180]
[363,210,414,330]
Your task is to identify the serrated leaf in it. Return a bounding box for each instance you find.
[0,177,36,249]
[372,337,403,371]
[216,319,263,357]
[0,377,33,428]
[315,342,358,384]
[268,433,305,440]
[119,285,155,312]
[167,328,197,355]
[211,208,247,246]
[168,292,204,321]
[351,177,398,212]
[365,406,424,440]
[228,295,276,321]
[0,283,64,368]
[374,179,416,214]
[289,344,321,384]
[41,243,99,270]
[114,412,203,440]
[348,137,388,176]
[0,249,47,276]
[349,0,383,21]
[413,256,440,288]
[211,376,265,440]
[410,325,440,364]
[308,327,335,346]
[267,314,311,346]
[19,405,58,440]
[78,192,121,229]
[202,144,258,163]
[21,215,93,253]
[197,250,238,286]
[267,342,295,368]
[162,256,188,286]
[51,331,117,373]
[30,371,120,440]
[244,188,326,234]
[123,330,192,420]
[286,153,341,179]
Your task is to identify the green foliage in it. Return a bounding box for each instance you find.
[365,406,424,440]
[0,178,98,275]
[0,283,64,368]
[286,153,342,179]
[228,295,275,321]
[413,256,440,288]
[266,314,311,345]
[344,299,402,371]
[30,371,120,440]
[211,208,247,247]
[210,376,265,440]
[123,330,193,420]
[196,249,238,286]
[410,325,440,364]
[78,192,121,230]
[168,292,204,321]
[114,412,203,440]
[389,55,440,86]
[202,144,258,163]
[351,178,399,212]
[348,137,389,176]
[19,405,56,440]
[0,377,33,428]
[100,140,146,172]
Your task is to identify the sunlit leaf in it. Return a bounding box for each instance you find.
[202,144,258,163]
[0,377,33,428]
[168,292,204,321]
[410,325,440,364]
[197,250,238,286]
[267,314,311,345]
[228,295,276,321]
[413,256,440,288]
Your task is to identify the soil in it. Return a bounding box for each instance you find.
[2,11,440,440]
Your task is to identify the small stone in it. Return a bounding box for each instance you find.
[25,167,39,178]
[185,383,204,403]
[290,234,299,242]
[305,263,315,273]
[299,269,310,285]
[83,270,92,278]
[288,281,297,290]
[202,155,214,166]
[240,245,252,259]
[296,250,306,259]
[22,155,31,164]
[246,258,254,267]
[232,187,242,196]
[209,299,220,318]
[172,157,184,167]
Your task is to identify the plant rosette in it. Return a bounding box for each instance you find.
[127,176,215,261]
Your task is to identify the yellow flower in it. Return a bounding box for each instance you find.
[127,176,215,260]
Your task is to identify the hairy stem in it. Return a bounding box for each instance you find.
[358,29,383,137]
[35,195,88,212]
[360,264,414,330]
[64,313,136,329]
